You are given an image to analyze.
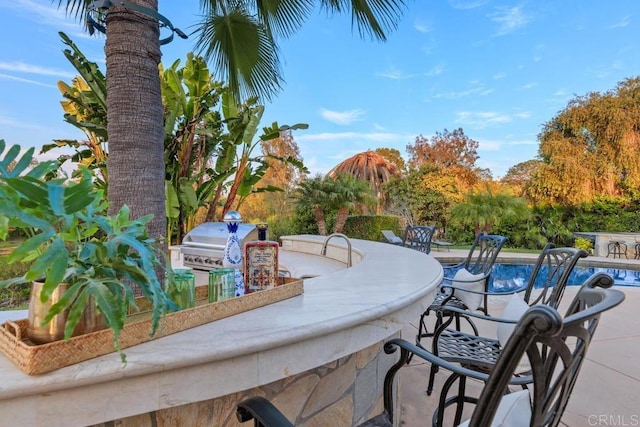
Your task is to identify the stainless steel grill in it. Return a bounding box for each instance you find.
[181,222,258,283]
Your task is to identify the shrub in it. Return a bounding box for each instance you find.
[574,237,594,255]
[341,215,403,241]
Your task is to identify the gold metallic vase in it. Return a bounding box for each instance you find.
[27,281,108,344]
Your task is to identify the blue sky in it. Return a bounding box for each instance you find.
[1,1,639,178]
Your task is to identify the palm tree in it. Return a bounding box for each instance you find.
[329,174,375,233]
[292,175,330,235]
[450,186,530,234]
[57,0,409,243]
[326,150,400,213]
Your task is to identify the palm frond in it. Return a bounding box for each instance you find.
[56,0,92,20]
[202,0,315,39]
[321,0,407,41]
[194,6,283,102]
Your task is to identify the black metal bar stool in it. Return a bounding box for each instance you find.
[607,241,628,259]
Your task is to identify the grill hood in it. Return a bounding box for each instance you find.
[182,222,258,249]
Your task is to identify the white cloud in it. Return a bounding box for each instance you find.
[519,82,538,90]
[0,73,57,88]
[609,16,630,29]
[455,111,513,128]
[319,109,366,125]
[489,5,531,36]
[0,61,75,79]
[425,63,446,77]
[1,0,87,37]
[432,85,494,100]
[297,131,412,144]
[0,114,52,129]
[376,67,417,80]
[589,60,625,79]
[514,111,531,119]
[414,19,433,33]
[448,0,487,10]
[476,139,502,151]
[505,139,538,146]
[493,72,507,80]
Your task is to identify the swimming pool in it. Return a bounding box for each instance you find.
[488,263,640,292]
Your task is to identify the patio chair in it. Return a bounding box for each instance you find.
[402,225,437,254]
[415,233,507,350]
[235,273,624,427]
[425,244,588,396]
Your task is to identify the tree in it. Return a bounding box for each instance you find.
[406,128,483,192]
[329,174,375,233]
[502,160,541,187]
[375,147,406,173]
[240,128,304,221]
[502,159,542,196]
[59,0,408,245]
[326,150,400,213]
[384,164,461,230]
[527,76,640,205]
[292,174,374,235]
[292,174,330,236]
[407,128,479,170]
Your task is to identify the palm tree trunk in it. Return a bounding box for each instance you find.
[105,1,166,245]
[314,206,328,236]
[334,207,349,233]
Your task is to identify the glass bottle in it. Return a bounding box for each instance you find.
[244,223,279,293]
[223,210,245,297]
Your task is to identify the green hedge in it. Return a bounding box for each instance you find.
[342,215,403,241]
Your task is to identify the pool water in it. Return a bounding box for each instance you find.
[488,264,640,292]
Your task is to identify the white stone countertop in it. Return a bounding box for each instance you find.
[0,235,443,426]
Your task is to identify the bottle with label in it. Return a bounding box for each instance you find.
[223,210,245,297]
[244,223,279,293]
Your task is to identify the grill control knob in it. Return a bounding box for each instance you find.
[195,257,203,264]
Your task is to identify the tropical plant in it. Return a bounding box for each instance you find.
[42,32,108,189]
[161,54,227,243]
[0,141,175,359]
[49,35,306,244]
[292,174,374,235]
[450,186,530,234]
[57,0,408,250]
[205,96,308,221]
[329,174,376,234]
[292,174,330,236]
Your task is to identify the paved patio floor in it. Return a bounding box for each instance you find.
[396,250,640,426]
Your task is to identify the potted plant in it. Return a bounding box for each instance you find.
[0,140,176,359]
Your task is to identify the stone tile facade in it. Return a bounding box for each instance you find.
[90,339,398,427]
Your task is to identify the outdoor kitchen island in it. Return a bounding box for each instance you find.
[0,235,443,427]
